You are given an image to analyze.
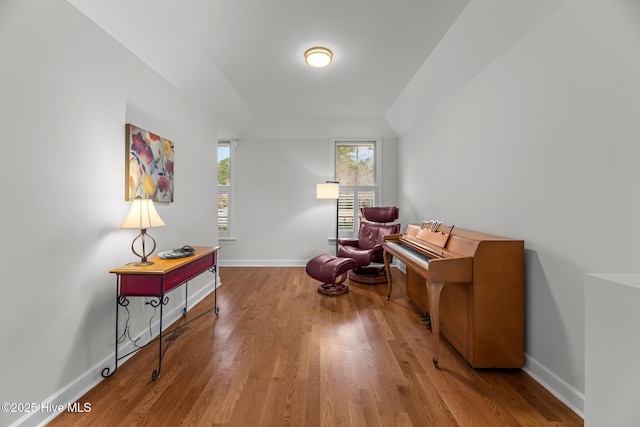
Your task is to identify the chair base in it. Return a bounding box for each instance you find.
[348,266,388,285]
[317,283,349,296]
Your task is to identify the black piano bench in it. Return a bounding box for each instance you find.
[305,254,358,296]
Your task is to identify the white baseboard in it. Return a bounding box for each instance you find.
[524,353,584,418]
[219,259,399,268]
[11,278,219,427]
[219,259,308,267]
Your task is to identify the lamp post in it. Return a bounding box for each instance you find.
[316,181,339,255]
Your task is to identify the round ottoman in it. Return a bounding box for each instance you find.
[305,254,358,296]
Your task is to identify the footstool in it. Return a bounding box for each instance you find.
[305,254,358,296]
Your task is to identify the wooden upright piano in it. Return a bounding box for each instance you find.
[383,222,524,368]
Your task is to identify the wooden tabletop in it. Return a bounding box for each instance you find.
[110,246,220,275]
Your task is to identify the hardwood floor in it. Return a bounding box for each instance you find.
[50,267,583,426]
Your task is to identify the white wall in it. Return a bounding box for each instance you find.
[585,274,640,426]
[388,0,640,416]
[219,112,398,265]
[219,131,398,265]
[66,0,253,139]
[0,1,218,425]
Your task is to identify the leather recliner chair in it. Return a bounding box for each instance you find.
[337,206,400,284]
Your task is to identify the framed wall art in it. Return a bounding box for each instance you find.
[125,124,174,202]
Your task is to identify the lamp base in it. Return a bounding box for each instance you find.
[131,229,157,267]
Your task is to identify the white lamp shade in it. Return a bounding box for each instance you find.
[316,182,339,199]
[120,198,166,229]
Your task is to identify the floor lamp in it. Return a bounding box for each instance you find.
[316,181,339,255]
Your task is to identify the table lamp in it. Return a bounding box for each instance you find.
[120,198,166,265]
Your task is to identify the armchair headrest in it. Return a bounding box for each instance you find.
[361,206,399,223]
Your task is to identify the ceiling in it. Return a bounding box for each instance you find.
[67,0,566,137]
[68,0,469,130]
[166,0,470,117]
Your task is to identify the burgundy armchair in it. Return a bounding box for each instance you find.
[337,206,400,284]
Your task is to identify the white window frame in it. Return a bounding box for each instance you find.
[218,139,237,241]
[331,138,382,239]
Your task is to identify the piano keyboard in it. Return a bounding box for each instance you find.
[387,241,432,268]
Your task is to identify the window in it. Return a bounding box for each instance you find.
[218,140,234,238]
[334,140,379,238]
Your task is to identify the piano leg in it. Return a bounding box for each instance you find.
[383,251,393,300]
[427,281,445,367]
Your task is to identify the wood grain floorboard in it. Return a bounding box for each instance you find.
[49,266,583,426]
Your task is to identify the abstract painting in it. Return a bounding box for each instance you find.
[125,124,174,202]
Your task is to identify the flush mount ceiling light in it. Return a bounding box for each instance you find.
[304,47,333,67]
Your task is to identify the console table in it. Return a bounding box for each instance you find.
[102,245,220,380]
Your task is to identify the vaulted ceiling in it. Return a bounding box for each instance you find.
[167,0,469,117]
[67,0,565,137]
